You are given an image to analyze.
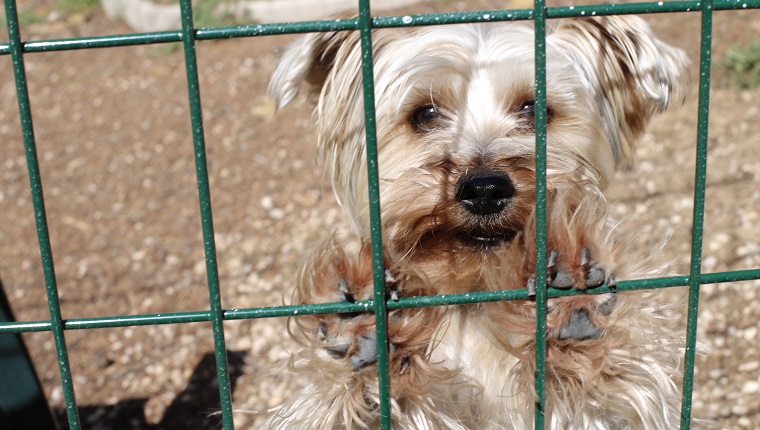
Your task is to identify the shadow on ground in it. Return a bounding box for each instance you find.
[55,351,247,430]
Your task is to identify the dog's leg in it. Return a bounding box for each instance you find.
[259,239,468,429]
[483,195,683,429]
[294,239,444,376]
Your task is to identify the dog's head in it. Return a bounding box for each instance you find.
[270,16,687,259]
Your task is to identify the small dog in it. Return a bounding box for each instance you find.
[259,15,689,429]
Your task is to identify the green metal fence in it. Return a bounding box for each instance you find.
[2,0,760,429]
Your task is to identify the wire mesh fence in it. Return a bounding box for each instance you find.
[2,0,760,429]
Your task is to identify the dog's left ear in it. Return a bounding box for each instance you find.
[551,16,689,168]
[269,28,362,110]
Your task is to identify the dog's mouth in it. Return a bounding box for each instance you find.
[457,230,516,248]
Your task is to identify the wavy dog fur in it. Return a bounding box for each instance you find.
[257,15,692,429]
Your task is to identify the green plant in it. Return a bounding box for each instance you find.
[18,10,47,26]
[55,0,101,16]
[722,38,760,89]
[193,0,242,28]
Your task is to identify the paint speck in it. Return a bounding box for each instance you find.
[591,11,596,15]
[743,3,747,7]
[402,15,413,24]
[581,10,586,15]
[658,1,663,5]
[483,13,491,19]
[294,310,298,314]
[569,5,575,9]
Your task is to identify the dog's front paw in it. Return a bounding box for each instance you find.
[521,246,617,341]
[294,239,443,381]
[313,271,397,371]
[267,240,455,429]
[540,245,619,341]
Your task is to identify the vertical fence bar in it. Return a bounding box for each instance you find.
[681,0,712,428]
[178,1,234,428]
[532,1,548,428]
[3,1,82,429]
[357,0,392,428]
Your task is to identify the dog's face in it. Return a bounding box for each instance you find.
[271,17,687,267]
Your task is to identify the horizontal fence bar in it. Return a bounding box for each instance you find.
[196,19,360,39]
[3,269,757,334]
[3,0,760,55]
[1,31,183,54]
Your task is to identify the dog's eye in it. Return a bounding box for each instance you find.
[520,101,536,117]
[411,105,444,132]
[518,100,553,126]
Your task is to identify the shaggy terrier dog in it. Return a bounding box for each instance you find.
[260,15,689,429]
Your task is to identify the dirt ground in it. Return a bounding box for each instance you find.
[1,1,759,429]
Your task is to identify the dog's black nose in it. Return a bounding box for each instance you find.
[456,174,514,215]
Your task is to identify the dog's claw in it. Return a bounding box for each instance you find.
[389,288,400,302]
[399,357,411,375]
[585,264,606,288]
[527,277,537,297]
[547,250,559,270]
[338,277,355,302]
[317,322,327,341]
[580,247,591,268]
[606,273,617,289]
[384,268,401,301]
[338,277,348,294]
[384,269,396,284]
[549,270,575,290]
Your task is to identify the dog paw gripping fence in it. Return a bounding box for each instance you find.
[3,0,760,429]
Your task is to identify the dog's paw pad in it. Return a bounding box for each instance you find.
[555,309,603,340]
[549,293,618,341]
[315,319,382,368]
[549,270,575,289]
[350,334,379,370]
[594,294,618,316]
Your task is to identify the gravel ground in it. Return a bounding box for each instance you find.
[1,1,759,429]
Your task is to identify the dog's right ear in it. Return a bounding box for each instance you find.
[269,29,362,109]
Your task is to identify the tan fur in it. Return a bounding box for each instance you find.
[257,15,694,429]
